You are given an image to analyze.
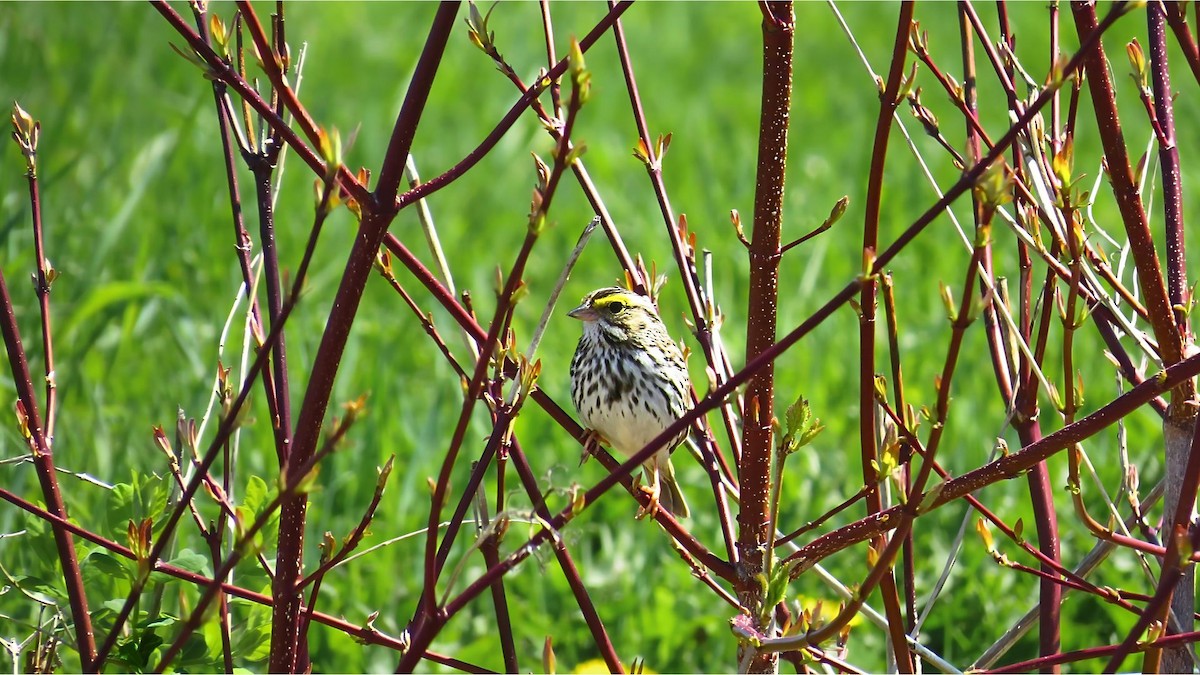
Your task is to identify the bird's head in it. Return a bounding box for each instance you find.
[567,287,661,343]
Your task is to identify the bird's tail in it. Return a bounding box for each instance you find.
[656,457,690,518]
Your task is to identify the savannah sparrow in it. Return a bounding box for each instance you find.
[568,286,691,518]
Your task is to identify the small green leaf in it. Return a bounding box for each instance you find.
[86,551,134,581]
[1051,138,1074,188]
[564,142,588,166]
[939,281,957,322]
[166,549,212,577]
[763,557,793,610]
[168,41,212,75]
[916,480,946,514]
[973,161,1013,211]
[568,37,591,103]
[243,475,271,514]
[779,395,824,455]
[1126,39,1147,90]
[825,195,849,228]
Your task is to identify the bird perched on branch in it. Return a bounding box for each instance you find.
[568,286,691,518]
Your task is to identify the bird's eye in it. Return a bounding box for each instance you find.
[605,301,626,315]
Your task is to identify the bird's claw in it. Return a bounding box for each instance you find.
[579,429,607,466]
[635,482,662,520]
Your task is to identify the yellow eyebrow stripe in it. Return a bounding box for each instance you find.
[593,294,633,307]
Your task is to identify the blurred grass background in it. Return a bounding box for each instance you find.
[1,2,1196,672]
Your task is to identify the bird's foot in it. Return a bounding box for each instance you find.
[635,481,662,520]
[579,429,608,466]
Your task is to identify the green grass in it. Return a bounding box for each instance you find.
[0,2,1195,672]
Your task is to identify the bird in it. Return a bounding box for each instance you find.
[568,286,691,518]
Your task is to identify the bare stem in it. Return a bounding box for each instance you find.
[735,3,794,672]
[856,2,915,670]
[6,105,97,670]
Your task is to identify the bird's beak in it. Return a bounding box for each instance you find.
[567,304,597,321]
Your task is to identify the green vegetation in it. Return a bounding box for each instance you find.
[1,3,1194,672]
